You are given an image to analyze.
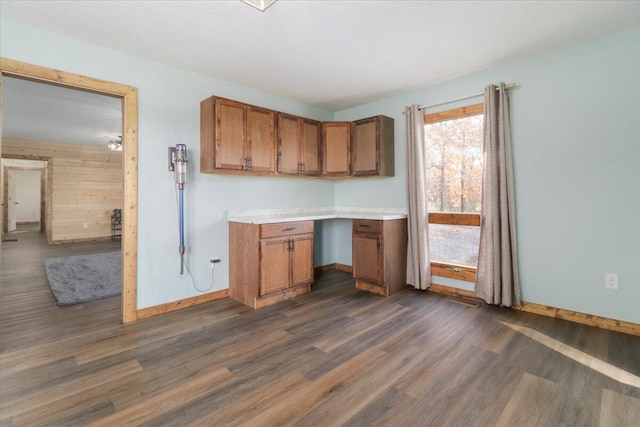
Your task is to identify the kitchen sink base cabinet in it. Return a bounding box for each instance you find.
[229,221,314,309]
[352,219,408,296]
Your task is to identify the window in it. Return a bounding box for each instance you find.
[424,103,483,281]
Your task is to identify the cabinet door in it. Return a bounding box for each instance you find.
[247,106,275,172]
[215,99,246,170]
[260,237,290,295]
[322,122,351,176]
[290,234,314,287]
[301,119,321,176]
[277,114,301,175]
[353,117,379,176]
[353,232,383,285]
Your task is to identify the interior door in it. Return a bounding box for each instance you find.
[7,170,17,232]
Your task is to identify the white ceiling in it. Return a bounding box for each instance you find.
[2,77,122,146]
[1,1,639,144]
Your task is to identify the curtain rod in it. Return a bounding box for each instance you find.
[416,82,517,111]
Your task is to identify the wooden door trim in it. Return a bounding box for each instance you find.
[0,57,139,323]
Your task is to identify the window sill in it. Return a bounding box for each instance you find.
[431,261,476,282]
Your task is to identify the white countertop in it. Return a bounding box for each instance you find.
[227,206,407,224]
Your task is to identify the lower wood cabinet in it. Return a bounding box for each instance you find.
[352,219,407,296]
[229,220,314,308]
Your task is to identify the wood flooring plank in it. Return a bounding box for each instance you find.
[297,345,430,426]
[74,310,241,365]
[86,367,234,426]
[394,310,487,398]
[238,346,390,426]
[606,332,640,378]
[501,321,640,388]
[495,373,563,427]
[0,356,78,397]
[183,372,309,426]
[11,396,116,427]
[312,302,411,352]
[392,342,504,426]
[600,388,640,427]
[0,359,142,421]
[342,386,417,427]
[478,316,517,354]
[109,329,292,411]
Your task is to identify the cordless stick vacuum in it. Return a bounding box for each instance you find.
[169,144,188,274]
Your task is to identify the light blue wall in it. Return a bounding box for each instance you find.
[0,18,335,309]
[334,28,640,324]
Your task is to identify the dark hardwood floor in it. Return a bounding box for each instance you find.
[1,230,639,426]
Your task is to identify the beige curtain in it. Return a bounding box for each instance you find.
[475,84,521,306]
[405,104,431,290]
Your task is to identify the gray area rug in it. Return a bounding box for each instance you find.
[44,251,121,306]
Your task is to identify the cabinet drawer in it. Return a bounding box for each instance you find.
[260,221,313,238]
[353,219,382,234]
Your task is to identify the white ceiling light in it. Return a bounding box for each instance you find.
[108,136,123,151]
[241,0,277,12]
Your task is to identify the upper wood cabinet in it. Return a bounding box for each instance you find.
[301,119,322,176]
[352,115,395,177]
[322,122,351,177]
[246,106,276,172]
[200,96,275,174]
[277,114,321,176]
[201,95,393,179]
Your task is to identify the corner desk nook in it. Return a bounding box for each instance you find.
[228,207,408,309]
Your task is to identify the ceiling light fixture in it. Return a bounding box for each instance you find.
[241,0,277,12]
[108,136,123,151]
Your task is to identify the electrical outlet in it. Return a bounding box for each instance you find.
[210,257,221,269]
[604,273,619,290]
[83,222,89,229]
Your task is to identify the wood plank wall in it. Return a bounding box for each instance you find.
[2,138,123,243]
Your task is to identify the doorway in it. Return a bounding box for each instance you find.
[0,58,139,323]
[2,159,47,235]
